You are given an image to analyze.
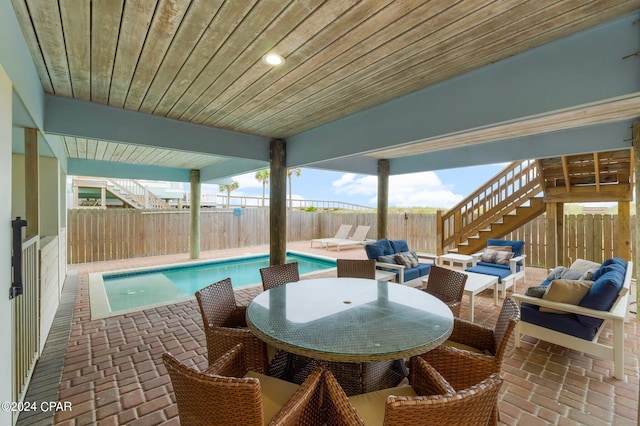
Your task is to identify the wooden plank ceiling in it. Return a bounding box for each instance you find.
[11,0,640,167]
[539,149,633,202]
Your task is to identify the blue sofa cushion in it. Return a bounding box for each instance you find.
[365,239,394,260]
[390,263,431,282]
[591,258,626,282]
[417,263,431,276]
[465,264,513,282]
[520,304,597,341]
[403,267,419,282]
[577,268,625,328]
[389,239,410,253]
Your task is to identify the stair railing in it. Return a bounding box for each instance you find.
[107,178,172,209]
[440,160,542,252]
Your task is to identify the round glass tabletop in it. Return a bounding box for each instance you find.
[246,278,454,362]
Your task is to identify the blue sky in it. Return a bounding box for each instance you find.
[201,163,507,209]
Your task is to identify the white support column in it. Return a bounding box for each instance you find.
[633,121,640,321]
[0,65,15,425]
[189,170,201,260]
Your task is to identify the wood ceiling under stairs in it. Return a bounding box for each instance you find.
[445,149,633,255]
[539,149,633,203]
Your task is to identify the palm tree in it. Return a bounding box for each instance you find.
[287,168,301,209]
[255,169,269,207]
[219,181,239,208]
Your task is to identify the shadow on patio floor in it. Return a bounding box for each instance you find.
[18,241,640,425]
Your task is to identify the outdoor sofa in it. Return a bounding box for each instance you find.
[364,238,437,285]
[513,257,632,379]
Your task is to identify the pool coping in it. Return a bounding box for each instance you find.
[89,250,337,319]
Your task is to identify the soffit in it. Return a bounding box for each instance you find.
[10,0,640,169]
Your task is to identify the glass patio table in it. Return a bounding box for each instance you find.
[246,278,454,363]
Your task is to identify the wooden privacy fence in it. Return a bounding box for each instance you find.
[505,214,635,268]
[67,209,634,267]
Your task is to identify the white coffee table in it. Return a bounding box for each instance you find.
[438,253,475,269]
[422,270,498,322]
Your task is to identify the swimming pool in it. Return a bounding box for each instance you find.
[89,251,336,319]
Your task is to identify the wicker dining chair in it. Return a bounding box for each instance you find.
[163,344,325,426]
[195,278,268,373]
[260,262,300,290]
[422,265,468,317]
[324,356,502,426]
[336,259,377,279]
[415,297,519,424]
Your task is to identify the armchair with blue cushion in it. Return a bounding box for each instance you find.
[465,239,526,298]
[364,238,437,285]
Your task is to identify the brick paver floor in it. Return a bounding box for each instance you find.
[22,242,639,425]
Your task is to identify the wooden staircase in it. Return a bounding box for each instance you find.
[440,160,544,255]
[440,149,633,256]
[72,177,174,209]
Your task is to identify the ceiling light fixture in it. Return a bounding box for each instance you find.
[262,52,285,66]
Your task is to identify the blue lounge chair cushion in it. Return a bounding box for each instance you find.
[465,263,513,283]
[520,304,597,341]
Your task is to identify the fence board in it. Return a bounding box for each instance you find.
[67,209,636,268]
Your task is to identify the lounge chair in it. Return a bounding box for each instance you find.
[325,225,374,252]
[310,224,352,248]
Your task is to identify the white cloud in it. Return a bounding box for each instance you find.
[332,171,463,208]
[232,172,264,189]
[333,174,378,196]
[332,173,356,188]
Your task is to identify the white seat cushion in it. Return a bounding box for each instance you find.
[244,371,300,424]
[348,386,417,426]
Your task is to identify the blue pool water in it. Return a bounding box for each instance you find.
[102,252,335,312]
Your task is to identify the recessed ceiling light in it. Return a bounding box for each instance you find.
[262,53,285,66]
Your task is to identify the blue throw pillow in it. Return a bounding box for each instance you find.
[576,269,624,327]
[365,239,393,260]
[390,239,409,254]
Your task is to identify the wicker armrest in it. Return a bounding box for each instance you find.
[418,345,499,391]
[324,371,366,426]
[207,327,268,374]
[408,356,455,397]
[269,365,325,426]
[447,318,495,351]
[205,343,247,377]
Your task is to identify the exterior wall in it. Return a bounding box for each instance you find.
[40,157,59,237]
[0,66,15,425]
[11,154,25,220]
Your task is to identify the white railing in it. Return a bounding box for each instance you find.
[441,160,542,250]
[13,235,40,408]
[108,178,172,209]
[180,193,372,211]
